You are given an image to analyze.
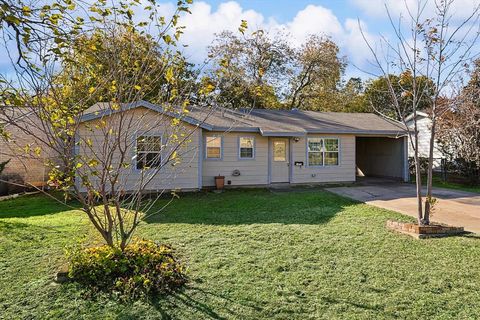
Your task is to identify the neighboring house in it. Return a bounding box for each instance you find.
[405,111,444,169]
[76,100,409,191]
[0,107,56,191]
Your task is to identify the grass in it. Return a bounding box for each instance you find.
[2,189,480,319]
[411,174,480,193]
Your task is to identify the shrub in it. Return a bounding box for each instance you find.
[67,239,187,299]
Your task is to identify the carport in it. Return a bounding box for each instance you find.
[355,136,409,182]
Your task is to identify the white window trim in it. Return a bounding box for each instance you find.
[238,136,255,160]
[307,137,340,167]
[205,135,223,160]
[135,134,163,171]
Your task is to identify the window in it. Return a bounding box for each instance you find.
[239,137,254,159]
[206,136,222,159]
[273,141,286,161]
[324,138,339,165]
[136,135,162,170]
[307,138,323,166]
[307,138,339,166]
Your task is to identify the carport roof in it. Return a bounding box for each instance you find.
[81,101,407,137]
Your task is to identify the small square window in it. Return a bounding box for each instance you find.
[136,136,162,170]
[239,137,254,159]
[206,136,222,159]
[307,138,339,166]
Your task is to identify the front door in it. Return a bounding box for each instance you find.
[271,138,290,183]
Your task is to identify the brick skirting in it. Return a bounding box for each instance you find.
[386,220,464,239]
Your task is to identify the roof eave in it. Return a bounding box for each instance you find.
[305,129,408,136]
[209,126,259,133]
[80,100,214,131]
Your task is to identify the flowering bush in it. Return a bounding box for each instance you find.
[67,239,187,299]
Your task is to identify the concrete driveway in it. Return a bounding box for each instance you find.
[327,179,480,233]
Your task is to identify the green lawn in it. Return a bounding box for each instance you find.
[1,189,480,319]
[412,174,480,193]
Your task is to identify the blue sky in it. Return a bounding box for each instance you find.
[205,1,359,22]
[164,0,479,79]
[1,0,479,81]
[155,0,399,78]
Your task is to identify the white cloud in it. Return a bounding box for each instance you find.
[284,5,343,45]
[176,1,275,62]
[342,19,376,68]
[0,1,378,80]
[167,1,376,74]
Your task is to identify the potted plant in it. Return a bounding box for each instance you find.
[214,175,225,190]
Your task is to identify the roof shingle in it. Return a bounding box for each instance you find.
[82,101,407,136]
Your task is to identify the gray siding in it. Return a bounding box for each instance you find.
[77,107,200,192]
[291,135,356,183]
[202,132,269,187]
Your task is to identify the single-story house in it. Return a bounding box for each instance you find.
[76,100,409,191]
[405,111,444,169]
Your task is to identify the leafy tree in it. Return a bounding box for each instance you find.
[0,0,218,251]
[364,73,435,119]
[208,30,347,111]
[340,77,369,113]
[437,59,480,185]
[208,30,291,109]
[58,27,198,107]
[463,59,480,108]
[288,35,345,111]
[0,0,77,64]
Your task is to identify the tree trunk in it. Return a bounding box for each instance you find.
[423,118,436,225]
[413,129,424,224]
[120,237,127,251]
[414,153,424,224]
[101,229,114,248]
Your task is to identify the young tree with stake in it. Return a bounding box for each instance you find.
[360,0,480,225]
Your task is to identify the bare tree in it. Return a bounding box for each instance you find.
[0,0,262,250]
[360,0,480,225]
[437,60,480,185]
[0,0,225,250]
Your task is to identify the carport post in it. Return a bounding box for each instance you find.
[403,136,410,182]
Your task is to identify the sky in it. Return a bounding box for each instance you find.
[154,0,480,80]
[163,0,386,78]
[1,0,480,81]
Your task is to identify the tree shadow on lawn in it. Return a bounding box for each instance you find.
[0,193,76,218]
[59,281,258,320]
[114,283,262,320]
[144,188,354,226]
[0,220,66,242]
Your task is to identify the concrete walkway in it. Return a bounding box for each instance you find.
[327,181,480,233]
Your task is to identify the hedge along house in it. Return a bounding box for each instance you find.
[77,100,409,192]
